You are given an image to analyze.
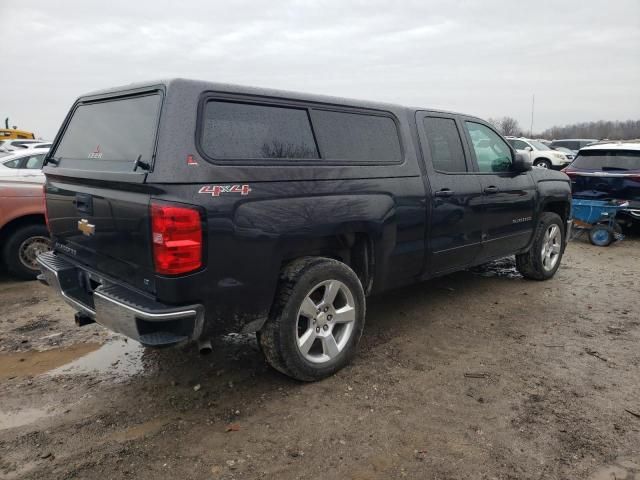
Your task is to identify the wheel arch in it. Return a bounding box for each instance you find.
[542,200,570,225]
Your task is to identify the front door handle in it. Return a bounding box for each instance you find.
[434,189,454,197]
[484,186,499,194]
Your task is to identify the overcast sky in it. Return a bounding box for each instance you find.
[2,0,639,139]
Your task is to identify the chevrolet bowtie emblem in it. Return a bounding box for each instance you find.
[78,219,95,236]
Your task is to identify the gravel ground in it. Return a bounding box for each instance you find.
[0,234,639,480]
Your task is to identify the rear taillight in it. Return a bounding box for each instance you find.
[151,203,202,275]
[42,184,50,231]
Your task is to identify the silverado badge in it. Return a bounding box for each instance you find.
[78,219,95,236]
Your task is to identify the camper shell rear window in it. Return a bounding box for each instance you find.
[52,92,162,172]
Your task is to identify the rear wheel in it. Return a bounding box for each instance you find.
[516,212,564,280]
[258,257,365,381]
[533,158,551,169]
[3,224,51,280]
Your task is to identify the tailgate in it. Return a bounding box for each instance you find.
[43,89,163,293]
[46,179,155,292]
[569,149,640,202]
[571,172,640,202]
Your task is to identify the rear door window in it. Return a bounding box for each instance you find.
[572,150,640,170]
[311,110,402,162]
[200,101,319,160]
[53,93,162,172]
[423,117,467,172]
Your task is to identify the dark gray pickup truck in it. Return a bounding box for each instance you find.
[38,79,572,380]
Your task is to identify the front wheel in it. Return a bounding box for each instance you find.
[533,158,552,169]
[258,257,366,381]
[516,212,564,280]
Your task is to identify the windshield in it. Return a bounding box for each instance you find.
[572,150,640,171]
[554,147,573,154]
[53,93,162,172]
[529,140,549,151]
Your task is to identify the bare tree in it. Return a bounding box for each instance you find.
[499,117,522,137]
[488,116,522,137]
[540,119,640,140]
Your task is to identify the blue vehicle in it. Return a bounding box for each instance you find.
[571,198,628,246]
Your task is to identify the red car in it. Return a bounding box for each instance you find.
[0,178,50,279]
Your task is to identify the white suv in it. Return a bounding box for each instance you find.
[506,137,573,169]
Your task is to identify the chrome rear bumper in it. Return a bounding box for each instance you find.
[37,251,203,346]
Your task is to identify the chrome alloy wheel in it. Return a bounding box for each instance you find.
[295,280,356,364]
[541,224,561,271]
[18,236,50,270]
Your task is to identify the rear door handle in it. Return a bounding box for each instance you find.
[484,186,499,194]
[434,189,454,197]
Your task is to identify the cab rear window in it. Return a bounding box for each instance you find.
[53,93,162,172]
[572,150,640,170]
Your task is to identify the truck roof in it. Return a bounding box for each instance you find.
[79,77,479,121]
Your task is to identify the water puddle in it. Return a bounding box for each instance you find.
[0,343,101,380]
[48,338,145,378]
[1,339,147,430]
[469,257,522,279]
[0,338,146,382]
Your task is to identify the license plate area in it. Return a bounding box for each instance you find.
[61,269,103,310]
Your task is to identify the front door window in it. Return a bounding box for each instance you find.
[465,122,512,173]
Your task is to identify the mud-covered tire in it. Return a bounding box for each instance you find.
[516,212,564,280]
[258,257,366,382]
[2,224,50,280]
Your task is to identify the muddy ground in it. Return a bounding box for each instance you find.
[1,233,639,480]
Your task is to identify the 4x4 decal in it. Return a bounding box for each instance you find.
[198,185,252,197]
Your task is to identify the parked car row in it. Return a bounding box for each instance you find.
[0,139,52,156]
[0,148,47,180]
[506,136,574,169]
[550,139,599,155]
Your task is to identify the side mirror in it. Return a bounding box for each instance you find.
[525,146,533,152]
[513,153,532,172]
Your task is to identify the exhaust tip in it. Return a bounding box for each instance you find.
[74,312,95,327]
[198,339,213,355]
